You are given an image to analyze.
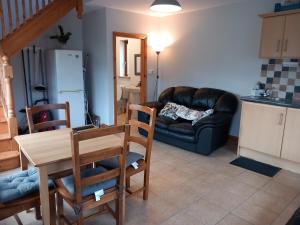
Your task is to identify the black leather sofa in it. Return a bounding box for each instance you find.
[138,86,238,155]
[286,207,300,225]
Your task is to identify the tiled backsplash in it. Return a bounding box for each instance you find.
[260,59,300,102]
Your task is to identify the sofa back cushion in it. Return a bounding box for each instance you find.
[158,86,238,115]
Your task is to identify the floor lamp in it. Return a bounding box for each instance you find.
[153,46,164,101]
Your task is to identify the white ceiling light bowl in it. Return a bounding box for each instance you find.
[150,0,182,13]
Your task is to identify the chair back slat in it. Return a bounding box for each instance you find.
[129,119,151,133]
[81,168,121,187]
[70,126,126,204]
[77,125,124,141]
[34,120,67,130]
[26,102,70,133]
[127,136,147,148]
[79,147,123,165]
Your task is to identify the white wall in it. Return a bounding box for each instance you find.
[11,11,83,128]
[83,8,160,125]
[82,8,109,125]
[160,0,276,136]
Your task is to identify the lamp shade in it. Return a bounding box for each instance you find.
[150,0,182,13]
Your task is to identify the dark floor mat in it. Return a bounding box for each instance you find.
[230,157,281,177]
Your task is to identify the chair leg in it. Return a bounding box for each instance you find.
[57,194,64,225]
[13,215,23,225]
[126,177,131,189]
[34,206,42,220]
[143,169,150,200]
[77,214,84,225]
[50,193,56,225]
[115,197,124,225]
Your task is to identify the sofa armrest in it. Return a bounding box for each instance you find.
[193,112,233,131]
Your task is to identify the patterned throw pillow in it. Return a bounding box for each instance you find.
[175,105,214,125]
[159,102,181,120]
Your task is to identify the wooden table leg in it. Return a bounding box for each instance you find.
[38,166,51,225]
[19,147,28,170]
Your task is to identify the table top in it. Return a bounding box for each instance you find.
[14,128,122,167]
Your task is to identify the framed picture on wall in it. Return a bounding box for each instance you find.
[134,54,141,76]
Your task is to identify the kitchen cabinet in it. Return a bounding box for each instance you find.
[282,13,300,58]
[239,102,286,157]
[239,100,300,174]
[281,108,300,163]
[259,10,300,58]
[259,16,285,58]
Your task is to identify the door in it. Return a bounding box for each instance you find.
[281,108,300,163]
[259,16,285,58]
[239,102,286,157]
[113,32,147,126]
[282,13,300,58]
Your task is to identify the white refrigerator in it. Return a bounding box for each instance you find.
[46,50,85,127]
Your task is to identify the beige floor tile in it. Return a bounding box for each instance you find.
[232,201,280,225]
[236,170,271,189]
[187,198,229,225]
[263,181,299,202]
[201,187,248,211]
[246,190,292,214]
[217,213,253,225]
[274,170,300,189]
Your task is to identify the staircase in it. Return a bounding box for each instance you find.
[0,0,83,172]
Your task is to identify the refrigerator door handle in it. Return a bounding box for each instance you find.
[59,89,84,94]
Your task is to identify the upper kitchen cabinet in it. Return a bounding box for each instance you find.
[259,9,300,59]
[282,13,300,58]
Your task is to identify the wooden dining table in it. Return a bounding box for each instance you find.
[14,128,123,225]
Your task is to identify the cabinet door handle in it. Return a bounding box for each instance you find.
[284,40,288,52]
[278,113,284,125]
[276,40,281,52]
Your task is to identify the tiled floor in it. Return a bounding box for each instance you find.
[1,138,300,225]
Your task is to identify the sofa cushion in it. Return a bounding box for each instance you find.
[0,168,54,204]
[173,87,197,106]
[168,123,195,135]
[156,116,179,129]
[158,87,175,105]
[61,167,116,197]
[192,88,225,110]
[99,152,144,169]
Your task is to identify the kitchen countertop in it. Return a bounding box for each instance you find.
[241,96,300,109]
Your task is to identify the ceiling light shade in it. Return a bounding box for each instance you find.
[150,0,182,13]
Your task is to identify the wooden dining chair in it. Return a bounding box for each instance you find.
[0,169,56,225]
[100,104,157,200]
[55,126,126,225]
[26,102,70,133]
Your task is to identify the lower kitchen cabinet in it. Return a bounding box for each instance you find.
[281,108,300,163]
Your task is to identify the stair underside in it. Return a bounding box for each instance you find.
[1,0,76,57]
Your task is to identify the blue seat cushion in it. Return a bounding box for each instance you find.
[99,152,144,169]
[61,166,117,197]
[0,168,54,204]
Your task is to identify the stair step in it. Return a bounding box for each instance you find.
[0,133,11,141]
[0,121,9,135]
[0,151,20,172]
[0,137,12,152]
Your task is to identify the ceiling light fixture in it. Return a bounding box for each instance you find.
[150,0,182,13]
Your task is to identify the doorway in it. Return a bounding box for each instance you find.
[113,32,147,125]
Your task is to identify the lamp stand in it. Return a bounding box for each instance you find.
[154,51,160,101]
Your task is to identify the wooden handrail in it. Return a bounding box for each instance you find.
[0,0,83,40]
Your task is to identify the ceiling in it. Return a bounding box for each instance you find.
[85,0,249,17]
